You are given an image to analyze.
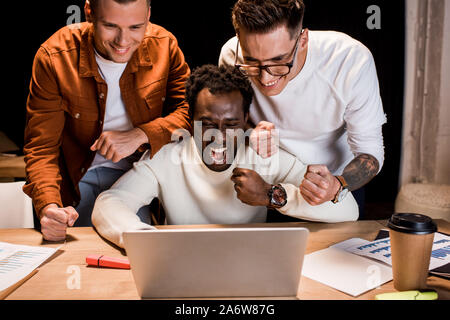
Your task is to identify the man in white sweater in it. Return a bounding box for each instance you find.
[219,0,387,218]
[92,65,358,248]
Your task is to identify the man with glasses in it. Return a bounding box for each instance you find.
[219,0,387,219]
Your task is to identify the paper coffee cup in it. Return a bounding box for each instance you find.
[388,213,437,291]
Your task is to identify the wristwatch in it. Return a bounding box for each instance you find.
[267,184,287,209]
[332,175,349,204]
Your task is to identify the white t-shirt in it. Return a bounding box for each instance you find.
[92,137,358,248]
[219,31,387,175]
[89,51,135,172]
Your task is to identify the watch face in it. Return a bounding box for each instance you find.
[272,189,284,205]
[271,186,287,207]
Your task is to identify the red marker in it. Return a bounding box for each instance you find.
[86,254,130,269]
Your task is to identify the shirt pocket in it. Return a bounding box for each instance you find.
[66,106,99,122]
[144,88,167,119]
[63,100,100,147]
[62,93,100,122]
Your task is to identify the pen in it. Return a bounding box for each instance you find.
[86,254,130,269]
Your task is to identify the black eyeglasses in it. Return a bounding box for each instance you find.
[234,30,302,77]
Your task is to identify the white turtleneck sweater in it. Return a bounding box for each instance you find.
[92,138,358,248]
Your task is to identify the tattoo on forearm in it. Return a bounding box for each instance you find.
[342,154,380,191]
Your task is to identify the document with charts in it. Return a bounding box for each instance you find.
[344,232,450,270]
[0,242,59,295]
[302,232,450,296]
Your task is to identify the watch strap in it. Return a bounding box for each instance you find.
[332,185,343,204]
[335,175,348,189]
[332,176,347,204]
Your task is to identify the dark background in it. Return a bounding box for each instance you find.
[1,0,404,219]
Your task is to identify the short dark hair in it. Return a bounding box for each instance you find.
[185,65,254,119]
[89,0,151,13]
[232,0,305,39]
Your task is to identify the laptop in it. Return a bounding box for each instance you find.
[123,227,309,298]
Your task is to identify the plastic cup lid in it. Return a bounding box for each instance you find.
[388,213,437,235]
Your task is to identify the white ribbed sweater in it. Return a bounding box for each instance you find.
[92,138,358,248]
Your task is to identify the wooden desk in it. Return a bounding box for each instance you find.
[1,220,449,300]
[0,155,26,179]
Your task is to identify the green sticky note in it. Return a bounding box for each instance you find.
[375,291,438,300]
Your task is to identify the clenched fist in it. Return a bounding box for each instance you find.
[299,165,341,206]
[231,168,272,207]
[40,204,79,241]
[249,121,279,159]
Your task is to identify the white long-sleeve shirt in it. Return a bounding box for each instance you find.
[219,31,387,175]
[92,138,358,248]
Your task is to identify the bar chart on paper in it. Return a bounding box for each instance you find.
[0,242,58,294]
[345,233,450,270]
[431,244,450,260]
[0,250,48,273]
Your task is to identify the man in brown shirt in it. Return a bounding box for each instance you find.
[23,0,191,241]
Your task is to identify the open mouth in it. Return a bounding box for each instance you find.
[210,147,227,165]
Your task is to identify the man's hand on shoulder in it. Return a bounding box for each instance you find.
[231,168,272,207]
[90,128,148,163]
[300,165,341,206]
[250,121,279,159]
[40,204,79,241]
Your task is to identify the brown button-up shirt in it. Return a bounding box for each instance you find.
[23,22,191,215]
